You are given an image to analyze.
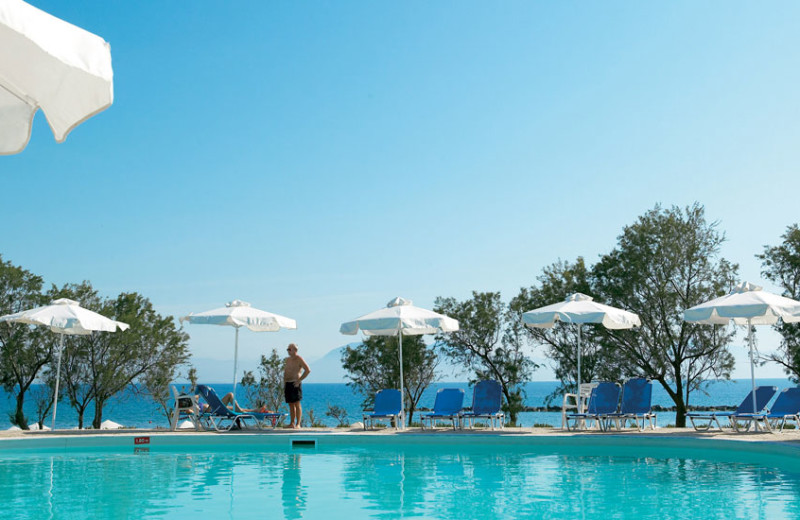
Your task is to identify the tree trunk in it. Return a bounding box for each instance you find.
[407,404,416,426]
[501,385,517,425]
[14,392,28,430]
[674,400,687,428]
[77,408,84,430]
[92,399,104,429]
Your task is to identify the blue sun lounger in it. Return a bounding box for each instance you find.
[363,389,403,430]
[421,388,464,430]
[686,386,777,431]
[459,380,505,430]
[600,378,655,431]
[565,382,620,431]
[731,387,800,433]
[197,385,284,431]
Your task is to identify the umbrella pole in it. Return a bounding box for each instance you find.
[51,333,64,430]
[577,324,582,409]
[232,327,240,405]
[747,318,758,429]
[398,330,405,430]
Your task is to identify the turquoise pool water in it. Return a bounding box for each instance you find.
[1,436,799,519]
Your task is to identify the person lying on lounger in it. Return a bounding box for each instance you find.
[195,393,272,414]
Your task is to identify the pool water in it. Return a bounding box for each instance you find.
[2,439,799,519]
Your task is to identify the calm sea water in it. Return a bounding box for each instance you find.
[2,379,794,429]
[2,441,800,519]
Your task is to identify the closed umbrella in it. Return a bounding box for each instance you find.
[0,0,113,154]
[522,293,641,402]
[180,300,297,399]
[340,297,459,428]
[684,281,800,421]
[0,298,129,429]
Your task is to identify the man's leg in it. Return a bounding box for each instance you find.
[289,402,297,427]
[295,401,302,428]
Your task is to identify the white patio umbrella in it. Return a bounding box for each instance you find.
[683,281,800,417]
[522,293,641,400]
[340,297,459,428]
[0,298,129,429]
[180,300,297,398]
[0,0,113,155]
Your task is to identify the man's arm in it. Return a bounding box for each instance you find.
[297,356,311,383]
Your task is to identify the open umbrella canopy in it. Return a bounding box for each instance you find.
[181,299,297,331]
[340,297,459,336]
[522,293,641,329]
[522,293,640,410]
[340,297,459,429]
[683,281,800,326]
[0,298,129,334]
[684,281,800,429]
[180,300,297,397]
[0,0,113,155]
[0,298,128,430]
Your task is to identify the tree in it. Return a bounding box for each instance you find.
[0,255,48,429]
[758,224,800,382]
[341,335,438,426]
[591,204,737,427]
[89,292,190,429]
[509,257,609,403]
[53,283,190,429]
[434,292,537,425]
[240,349,285,413]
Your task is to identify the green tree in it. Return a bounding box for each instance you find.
[591,204,738,427]
[0,256,48,429]
[341,336,438,426]
[53,283,190,429]
[758,224,800,382]
[434,292,537,425]
[510,258,608,403]
[240,348,286,413]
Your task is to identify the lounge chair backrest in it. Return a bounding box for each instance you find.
[197,385,234,417]
[768,387,800,415]
[734,386,778,414]
[432,388,465,415]
[587,382,620,415]
[471,380,502,415]
[619,378,652,415]
[373,389,402,415]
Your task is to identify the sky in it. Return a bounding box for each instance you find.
[3,1,800,381]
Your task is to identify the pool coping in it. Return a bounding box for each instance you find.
[3,426,800,455]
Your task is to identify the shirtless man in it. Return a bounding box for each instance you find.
[284,343,310,428]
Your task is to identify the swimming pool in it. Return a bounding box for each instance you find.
[2,434,799,519]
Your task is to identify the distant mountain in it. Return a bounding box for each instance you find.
[307,344,467,383]
[308,344,353,383]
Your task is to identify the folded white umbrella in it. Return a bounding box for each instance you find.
[0,298,129,429]
[684,281,800,420]
[340,297,459,428]
[180,300,297,397]
[522,293,641,401]
[0,0,113,154]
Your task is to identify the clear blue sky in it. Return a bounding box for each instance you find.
[3,1,800,380]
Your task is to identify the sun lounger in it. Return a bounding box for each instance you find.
[686,386,777,431]
[459,380,505,430]
[565,382,620,431]
[600,378,655,431]
[421,388,464,430]
[197,385,285,431]
[363,389,403,430]
[731,387,800,433]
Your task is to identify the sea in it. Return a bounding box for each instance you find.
[3,379,795,430]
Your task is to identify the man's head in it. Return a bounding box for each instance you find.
[287,343,298,356]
